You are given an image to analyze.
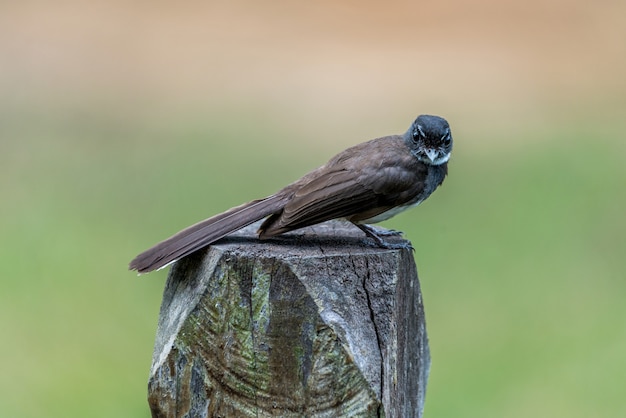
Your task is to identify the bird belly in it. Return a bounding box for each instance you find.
[354,199,424,224]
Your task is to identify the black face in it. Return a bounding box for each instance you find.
[408,114,453,165]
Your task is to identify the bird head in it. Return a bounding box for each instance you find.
[405,115,453,165]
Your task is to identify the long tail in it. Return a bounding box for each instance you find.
[129,195,287,273]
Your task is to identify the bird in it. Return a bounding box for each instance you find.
[129,114,453,273]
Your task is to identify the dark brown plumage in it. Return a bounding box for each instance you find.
[129,115,452,273]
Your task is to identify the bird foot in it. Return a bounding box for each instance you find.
[353,223,413,251]
[369,227,404,237]
[367,239,414,251]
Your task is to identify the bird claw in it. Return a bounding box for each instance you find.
[366,239,414,251]
[371,227,404,237]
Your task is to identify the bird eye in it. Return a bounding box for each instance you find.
[413,125,425,141]
[441,129,451,142]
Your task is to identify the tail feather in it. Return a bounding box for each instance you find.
[129,195,287,273]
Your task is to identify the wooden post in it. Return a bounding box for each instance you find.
[147,220,430,418]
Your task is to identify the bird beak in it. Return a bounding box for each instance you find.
[425,149,438,163]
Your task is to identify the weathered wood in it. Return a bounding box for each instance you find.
[148,220,430,417]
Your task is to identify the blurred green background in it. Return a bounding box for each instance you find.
[1,1,625,417]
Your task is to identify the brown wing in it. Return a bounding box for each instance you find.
[259,136,427,236]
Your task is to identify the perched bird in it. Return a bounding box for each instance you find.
[130,114,453,273]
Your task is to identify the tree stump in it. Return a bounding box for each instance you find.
[147,220,430,418]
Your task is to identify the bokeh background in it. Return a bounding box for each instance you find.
[1,1,625,417]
